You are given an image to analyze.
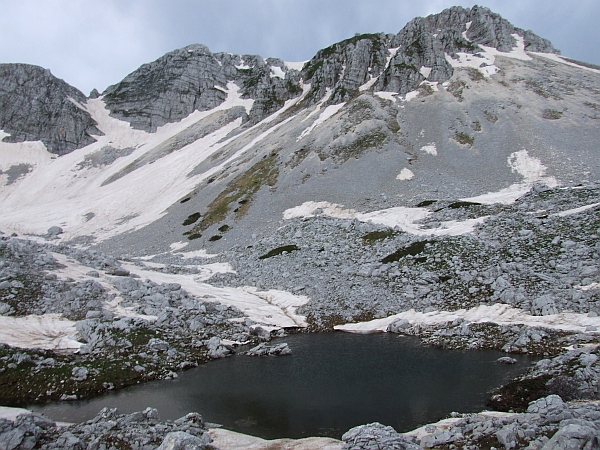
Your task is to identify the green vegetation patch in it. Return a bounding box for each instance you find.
[381,240,432,264]
[447,79,467,101]
[361,229,400,245]
[542,109,562,120]
[447,201,482,209]
[484,110,498,123]
[454,131,474,147]
[182,212,201,226]
[466,67,484,81]
[487,375,552,412]
[416,200,437,207]
[585,102,600,111]
[259,244,300,259]
[188,154,279,235]
[327,129,388,161]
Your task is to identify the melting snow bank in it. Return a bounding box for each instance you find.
[334,303,600,334]
[209,428,342,450]
[461,149,558,205]
[284,201,486,236]
[120,262,309,328]
[0,314,82,350]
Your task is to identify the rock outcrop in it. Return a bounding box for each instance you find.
[0,64,100,155]
[102,44,303,131]
[302,5,558,100]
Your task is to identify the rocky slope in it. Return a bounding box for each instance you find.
[0,4,600,449]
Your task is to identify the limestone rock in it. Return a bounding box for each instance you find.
[0,64,101,155]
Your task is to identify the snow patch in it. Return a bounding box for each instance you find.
[404,90,421,101]
[461,149,557,204]
[530,52,600,74]
[445,34,532,79]
[334,303,600,334]
[270,66,285,79]
[0,314,82,350]
[120,263,309,329]
[359,75,378,92]
[209,428,342,450]
[285,61,308,71]
[297,102,346,141]
[284,201,486,236]
[420,66,432,78]
[175,249,219,259]
[396,168,414,180]
[420,143,437,155]
[553,202,600,217]
[0,81,308,242]
[0,406,34,422]
[169,241,188,251]
[374,92,398,101]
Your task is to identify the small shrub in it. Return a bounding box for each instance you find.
[542,109,562,120]
[381,240,432,263]
[182,212,201,226]
[361,230,400,245]
[454,132,474,147]
[259,245,300,259]
[484,110,498,123]
[466,67,484,81]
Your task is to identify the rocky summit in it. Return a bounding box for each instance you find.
[1,5,600,449]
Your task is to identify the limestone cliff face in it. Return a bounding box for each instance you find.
[0,5,560,154]
[102,44,303,131]
[0,64,101,155]
[301,6,558,99]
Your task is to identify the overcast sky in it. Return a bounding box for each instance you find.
[1,0,598,94]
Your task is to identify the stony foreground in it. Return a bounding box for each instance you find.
[2,394,600,449]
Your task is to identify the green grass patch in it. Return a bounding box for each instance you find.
[447,201,482,209]
[381,240,432,263]
[188,153,279,234]
[542,109,562,120]
[361,230,400,245]
[327,130,388,161]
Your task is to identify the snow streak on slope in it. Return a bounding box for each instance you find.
[297,102,346,141]
[119,262,309,329]
[461,150,558,204]
[0,82,310,243]
[530,53,600,74]
[284,201,487,236]
[334,303,600,334]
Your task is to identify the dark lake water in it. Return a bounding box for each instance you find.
[30,332,533,439]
